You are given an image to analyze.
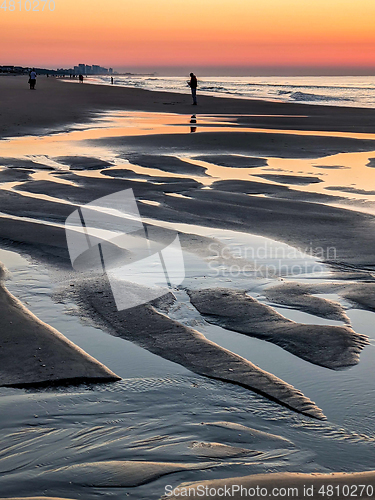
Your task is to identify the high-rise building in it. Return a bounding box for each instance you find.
[75,63,110,75]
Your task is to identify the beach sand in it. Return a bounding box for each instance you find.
[2,74,375,137]
[1,75,375,498]
[161,470,375,499]
[0,261,120,387]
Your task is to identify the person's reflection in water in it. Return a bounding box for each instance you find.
[190,114,197,133]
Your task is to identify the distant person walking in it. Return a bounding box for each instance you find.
[111,77,114,84]
[79,74,84,83]
[29,68,37,90]
[188,72,197,105]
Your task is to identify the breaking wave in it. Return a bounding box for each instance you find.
[86,75,375,108]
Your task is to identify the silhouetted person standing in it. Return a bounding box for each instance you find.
[79,74,84,83]
[111,77,114,84]
[188,72,197,105]
[29,68,37,90]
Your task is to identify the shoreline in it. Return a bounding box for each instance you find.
[3,76,375,139]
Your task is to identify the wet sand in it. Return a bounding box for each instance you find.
[0,262,120,386]
[266,281,375,315]
[1,77,375,498]
[1,82,375,394]
[162,470,375,499]
[60,275,325,419]
[187,288,368,370]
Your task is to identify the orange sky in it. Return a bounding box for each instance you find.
[2,0,375,70]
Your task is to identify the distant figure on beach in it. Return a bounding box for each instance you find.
[28,68,37,90]
[79,74,84,83]
[111,77,114,85]
[188,72,198,105]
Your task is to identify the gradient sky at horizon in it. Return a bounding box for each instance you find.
[2,0,375,71]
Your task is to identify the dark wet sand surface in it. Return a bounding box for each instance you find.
[1,79,375,498]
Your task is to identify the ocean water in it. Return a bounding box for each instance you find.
[88,75,375,108]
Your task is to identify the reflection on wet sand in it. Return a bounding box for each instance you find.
[190,114,197,133]
[1,111,375,209]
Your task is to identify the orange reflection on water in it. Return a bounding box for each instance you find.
[1,110,375,214]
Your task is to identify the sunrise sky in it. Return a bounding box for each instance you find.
[2,0,375,73]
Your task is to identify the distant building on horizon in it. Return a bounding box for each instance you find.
[0,63,112,76]
[74,63,109,75]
